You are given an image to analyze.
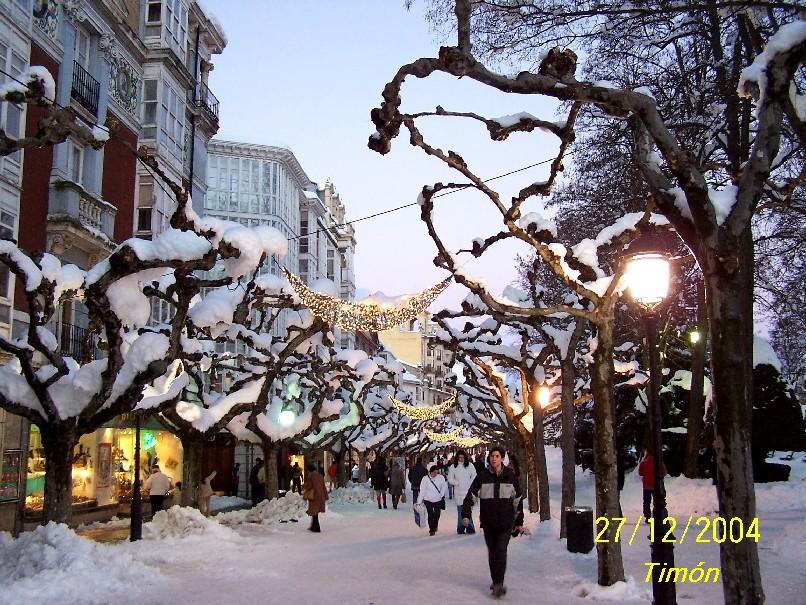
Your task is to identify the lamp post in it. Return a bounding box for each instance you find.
[624,229,676,605]
[130,413,142,542]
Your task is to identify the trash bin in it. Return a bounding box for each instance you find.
[565,506,594,553]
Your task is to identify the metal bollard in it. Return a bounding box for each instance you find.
[565,506,594,553]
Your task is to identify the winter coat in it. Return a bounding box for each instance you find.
[447,462,477,504]
[408,463,427,491]
[638,456,667,490]
[461,465,524,532]
[351,464,360,481]
[389,466,405,496]
[370,461,389,491]
[303,470,328,515]
[144,470,172,496]
[250,463,263,486]
[417,473,447,505]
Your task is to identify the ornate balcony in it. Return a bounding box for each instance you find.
[47,180,117,265]
[71,61,100,116]
[194,82,219,121]
[58,322,102,363]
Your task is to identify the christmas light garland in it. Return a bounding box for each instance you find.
[424,427,462,442]
[454,435,486,447]
[389,391,456,420]
[282,268,451,331]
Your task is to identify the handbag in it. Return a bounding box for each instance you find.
[302,487,314,501]
[401,491,407,504]
[413,502,427,529]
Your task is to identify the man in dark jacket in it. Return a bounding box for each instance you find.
[461,446,524,598]
[370,457,390,509]
[249,458,264,506]
[408,458,427,506]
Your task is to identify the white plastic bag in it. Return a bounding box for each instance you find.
[413,502,428,529]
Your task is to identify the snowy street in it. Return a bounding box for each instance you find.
[2,449,803,605]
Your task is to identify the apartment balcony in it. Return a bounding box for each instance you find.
[47,180,117,264]
[71,61,100,116]
[58,322,102,363]
[194,82,219,121]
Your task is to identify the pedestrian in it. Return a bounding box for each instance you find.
[351,462,360,483]
[144,463,172,515]
[302,463,328,532]
[249,458,264,506]
[638,452,667,521]
[198,470,216,516]
[448,449,477,534]
[418,464,447,536]
[461,445,524,598]
[171,481,183,507]
[473,453,485,474]
[327,460,338,491]
[317,461,325,476]
[389,461,405,509]
[370,456,389,509]
[408,457,427,506]
[290,461,303,494]
[231,462,240,497]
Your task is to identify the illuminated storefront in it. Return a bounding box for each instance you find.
[25,417,183,520]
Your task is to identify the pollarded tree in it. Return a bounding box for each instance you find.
[410,0,806,605]
[370,3,804,594]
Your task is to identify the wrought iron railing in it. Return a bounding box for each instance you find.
[194,82,219,121]
[71,61,100,115]
[59,322,102,363]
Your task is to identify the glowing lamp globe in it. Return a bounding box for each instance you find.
[538,386,551,408]
[690,331,701,344]
[624,229,671,311]
[278,409,296,427]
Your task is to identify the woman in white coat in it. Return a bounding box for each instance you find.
[447,450,477,534]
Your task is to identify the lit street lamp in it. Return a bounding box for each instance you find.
[130,412,143,542]
[625,228,677,605]
[538,385,551,409]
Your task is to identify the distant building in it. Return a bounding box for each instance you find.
[379,313,451,405]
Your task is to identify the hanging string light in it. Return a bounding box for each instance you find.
[389,391,456,420]
[454,435,486,447]
[282,268,451,331]
[424,427,462,442]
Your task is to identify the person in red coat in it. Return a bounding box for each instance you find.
[638,453,667,520]
[303,464,329,533]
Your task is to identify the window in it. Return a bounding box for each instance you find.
[74,26,90,70]
[66,140,85,187]
[0,41,26,166]
[146,0,162,23]
[0,209,16,302]
[300,217,308,253]
[327,248,335,281]
[164,0,188,57]
[137,207,153,232]
[159,81,183,159]
[142,79,157,139]
[299,258,308,283]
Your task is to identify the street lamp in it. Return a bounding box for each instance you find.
[538,385,551,409]
[279,409,296,427]
[130,412,143,542]
[624,228,676,605]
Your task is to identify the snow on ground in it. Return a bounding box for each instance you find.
[210,495,250,512]
[2,448,804,605]
[328,481,375,504]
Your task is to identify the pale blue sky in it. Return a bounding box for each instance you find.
[205,0,560,312]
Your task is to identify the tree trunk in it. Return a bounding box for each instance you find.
[683,279,708,478]
[180,436,204,508]
[263,441,279,499]
[590,319,625,585]
[560,355,577,538]
[40,427,77,525]
[705,230,764,605]
[334,448,346,487]
[532,402,551,522]
[358,450,367,482]
[522,436,539,514]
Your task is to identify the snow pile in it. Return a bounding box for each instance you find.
[572,577,651,601]
[144,505,237,540]
[0,522,153,605]
[211,495,250,512]
[217,492,308,525]
[77,516,130,531]
[328,482,375,504]
[771,518,806,560]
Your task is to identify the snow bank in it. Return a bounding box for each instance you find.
[217,492,308,525]
[0,523,153,605]
[572,577,651,601]
[328,482,375,505]
[211,495,250,512]
[144,505,238,540]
